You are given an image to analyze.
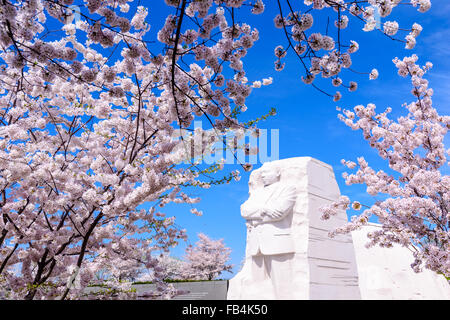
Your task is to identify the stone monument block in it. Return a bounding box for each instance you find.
[227,157,450,300]
[227,157,361,299]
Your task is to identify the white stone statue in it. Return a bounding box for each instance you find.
[227,157,450,300]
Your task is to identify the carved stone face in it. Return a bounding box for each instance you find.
[260,166,279,186]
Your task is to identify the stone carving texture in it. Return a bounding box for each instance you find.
[227,157,450,300]
[227,157,361,299]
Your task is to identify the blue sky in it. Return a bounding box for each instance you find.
[148,1,450,277]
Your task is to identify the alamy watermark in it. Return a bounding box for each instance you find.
[171,121,280,166]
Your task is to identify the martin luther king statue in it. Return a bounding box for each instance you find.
[227,157,362,300]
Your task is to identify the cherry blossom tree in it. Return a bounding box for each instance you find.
[183,233,232,280]
[320,55,449,278]
[0,0,435,299]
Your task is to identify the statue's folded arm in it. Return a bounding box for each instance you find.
[261,185,297,222]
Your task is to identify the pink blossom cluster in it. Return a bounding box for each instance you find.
[0,0,437,299]
[321,56,449,277]
[273,0,431,100]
